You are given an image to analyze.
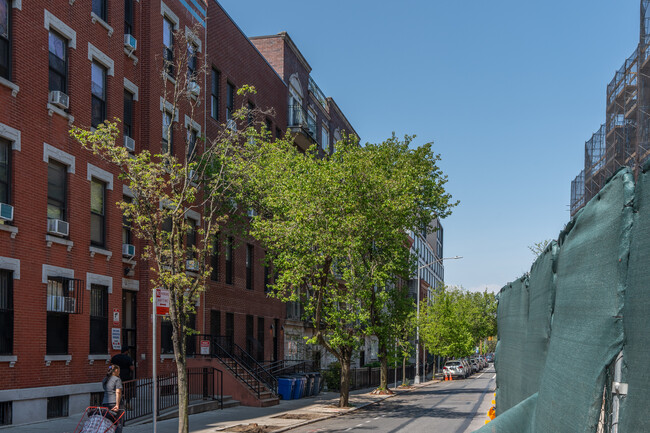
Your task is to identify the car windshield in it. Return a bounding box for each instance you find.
[445,362,460,366]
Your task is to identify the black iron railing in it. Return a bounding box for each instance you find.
[122,367,222,424]
[262,359,315,376]
[202,334,278,397]
[322,365,415,392]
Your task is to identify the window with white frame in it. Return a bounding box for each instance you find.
[92,0,107,22]
[90,178,106,247]
[0,269,13,355]
[321,124,329,152]
[47,160,67,222]
[0,138,9,206]
[91,62,107,128]
[89,284,108,354]
[48,30,67,94]
[162,110,173,154]
[163,16,174,75]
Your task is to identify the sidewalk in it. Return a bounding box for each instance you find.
[4,377,436,433]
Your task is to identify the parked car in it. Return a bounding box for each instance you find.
[477,356,487,368]
[469,358,480,373]
[486,353,494,363]
[443,360,467,379]
[460,359,472,377]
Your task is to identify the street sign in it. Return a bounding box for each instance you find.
[200,340,210,355]
[156,288,170,315]
[113,308,120,326]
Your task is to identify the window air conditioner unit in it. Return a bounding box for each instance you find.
[0,203,13,222]
[124,135,136,152]
[188,81,200,96]
[47,218,69,237]
[226,119,237,131]
[49,91,69,110]
[124,34,137,51]
[122,244,136,257]
[186,259,199,272]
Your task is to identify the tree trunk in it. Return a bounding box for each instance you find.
[378,341,388,390]
[171,307,189,433]
[402,356,407,386]
[339,350,352,408]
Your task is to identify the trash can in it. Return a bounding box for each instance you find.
[312,372,320,395]
[277,377,294,400]
[296,375,307,398]
[291,375,303,399]
[305,373,314,397]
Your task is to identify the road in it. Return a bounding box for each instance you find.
[289,367,496,433]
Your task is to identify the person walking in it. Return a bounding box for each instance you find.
[111,348,135,410]
[102,364,124,433]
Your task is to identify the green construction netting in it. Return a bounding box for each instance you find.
[474,168,634,433]
[533,168,631,432]
[493,277,529,415]
[619,161,650,433]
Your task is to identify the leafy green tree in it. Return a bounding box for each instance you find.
[241,134,455,406]
[528,239,552,257]
[71,27,265,433]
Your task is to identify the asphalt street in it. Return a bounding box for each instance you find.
[289,367,496,433]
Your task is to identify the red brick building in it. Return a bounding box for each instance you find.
[0,0,357,425]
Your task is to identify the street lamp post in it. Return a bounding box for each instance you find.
[414,255,462,384]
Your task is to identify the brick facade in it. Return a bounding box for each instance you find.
[0,0,356,424]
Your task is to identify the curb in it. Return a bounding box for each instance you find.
[249,380,441,433]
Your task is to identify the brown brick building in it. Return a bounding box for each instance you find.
[0,0,357,426]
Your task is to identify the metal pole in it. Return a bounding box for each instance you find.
[415,266,420,385]
[152,289,157,433]
[611,351,625,433]
[394,338,397,389]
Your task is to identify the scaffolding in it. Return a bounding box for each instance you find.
[585,124,607,202]
[570,170,586,216]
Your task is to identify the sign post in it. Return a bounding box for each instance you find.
[152,288,170,433]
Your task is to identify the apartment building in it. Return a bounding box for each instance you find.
[0,0,358,425]
[570,1,650,215]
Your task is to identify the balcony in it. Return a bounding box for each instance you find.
[288,105,317,151]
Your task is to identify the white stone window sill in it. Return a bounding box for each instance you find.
[0,356,17,367]
[124,47,139,65]
[160,354,175,362]
[47,103,75,125]
[0,76,19,97]
[88,354,110,365]
[0,224,18,239]
[46,234,73,251]
[90,246,112,261]
[164,73,176,85]
[91,12,114,36]
[122,257,136,266]
[45,355,72,366]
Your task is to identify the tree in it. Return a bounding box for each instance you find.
[71,26,262,433]
[241,134,456,406]
[528,239,552,257]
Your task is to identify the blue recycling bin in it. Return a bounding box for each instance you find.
[291,376,303,399]
[311,373,320,395]
[277,377,295,400]
[299,376,307,398]
[306,373,315,396]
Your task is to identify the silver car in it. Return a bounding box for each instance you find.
[443,360,467,379]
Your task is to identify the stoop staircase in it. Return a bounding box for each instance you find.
[203,335,279,407]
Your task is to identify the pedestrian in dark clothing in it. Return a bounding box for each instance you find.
[102,364,124,433]
[111,348,135,410]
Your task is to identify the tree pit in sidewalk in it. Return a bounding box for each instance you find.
[272,413,324,420]
[221,423,282,433]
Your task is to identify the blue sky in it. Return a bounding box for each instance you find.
[218,0,640,292]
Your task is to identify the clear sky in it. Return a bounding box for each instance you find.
[217,0,640,292]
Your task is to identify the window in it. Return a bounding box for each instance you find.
[186,219,197,259]
[124,0,134,35]
[187,43,197,80]
[322,125,329,152]
[0,270,12,355]
[211,69,219,120]
[245,315,253,355]
[0,0,11,80]
[210,234,220,281]
[92,0,107,22]
[163,17,174,75]
[225,236,233,285]
[247,102,254,127]
[210,310,221,337]
[47,396,68,419]
[226,82,234,120]
[187,128,197,161]
[307,108,317,139]
[162,111,173,154]
[245,244,253,290]
[161,316,173,354]
[0,401,11,426]
[48,31,67,94]
[90,179,106,247]
[122,196,132,245]
[225,312,234,350]
[89,284,108,354]
[0,138,9,205]
[257,317,264,361]
[124,91,134,139]
[47,160,66,221]
[91,62,107,128]
[46,277,70,354]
